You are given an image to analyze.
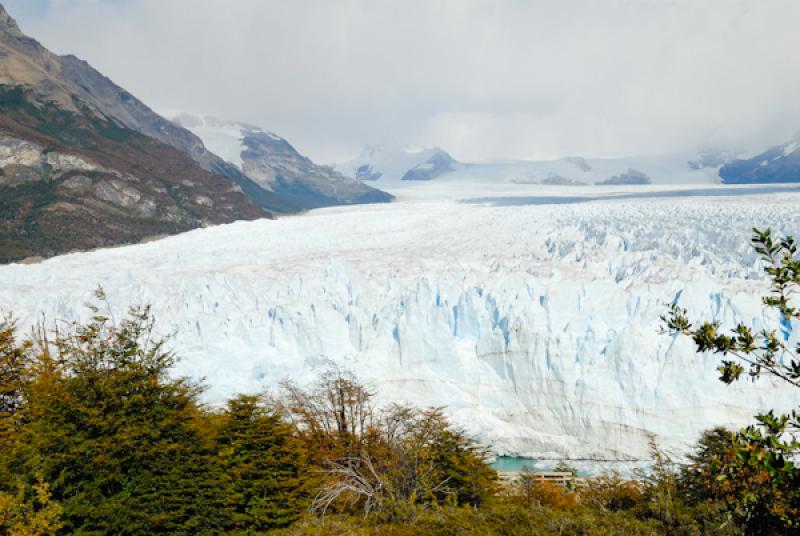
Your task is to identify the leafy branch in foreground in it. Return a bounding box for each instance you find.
[662,228,800,393]
[662,227,800,533]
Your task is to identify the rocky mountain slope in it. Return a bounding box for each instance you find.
[720,133,800,184]
[0,3,275,263]
[0,86,267,263]
[171,113,393,211]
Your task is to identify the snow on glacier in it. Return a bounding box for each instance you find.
[2,182,800,462]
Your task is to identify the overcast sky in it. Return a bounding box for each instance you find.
[4,0,800,163]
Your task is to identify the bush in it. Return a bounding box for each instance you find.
[280,369,497,520]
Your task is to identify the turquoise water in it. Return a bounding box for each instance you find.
[491,456,541,472]
[490,456,593,477]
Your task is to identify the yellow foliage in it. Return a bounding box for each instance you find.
[0,479,63,536]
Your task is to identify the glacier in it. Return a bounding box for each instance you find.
[1,182,800,462]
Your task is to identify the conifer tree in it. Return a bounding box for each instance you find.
[5,293,225,534]
[217,394,309,531]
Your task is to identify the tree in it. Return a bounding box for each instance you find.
[217,394,309,531]
[278,367,376,460]
[663,228,800,533]
[0,477,63,536]
[0,318,32,449]
[4,292,226,534]
[280,370,497,520]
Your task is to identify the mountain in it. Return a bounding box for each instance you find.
[401,151,459,181]
[0,4,271,263]
[336,145,460,182]
[337,145,725,185]
[170,113,393,211]
[720,134,800,184]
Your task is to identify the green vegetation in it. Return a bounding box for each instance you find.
[663,228,800,534]
[2,226,799,534]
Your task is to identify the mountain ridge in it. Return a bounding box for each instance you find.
[720,133,800,184]
[171,113,393,212]
[0,4,270,263]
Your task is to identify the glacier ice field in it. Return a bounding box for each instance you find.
[2,182,800,463]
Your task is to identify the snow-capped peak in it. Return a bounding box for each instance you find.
[165,112,289,170]
[339,144,457,182]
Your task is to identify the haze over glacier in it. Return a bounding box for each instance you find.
[3,182,799,462]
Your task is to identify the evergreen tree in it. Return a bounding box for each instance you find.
[0,318,31,451]
[5,294,226,534]
[217,394,309,532]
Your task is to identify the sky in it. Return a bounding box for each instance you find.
[4,0,800,163]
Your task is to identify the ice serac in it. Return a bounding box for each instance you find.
[2,186,799,462]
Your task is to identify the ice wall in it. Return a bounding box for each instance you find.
[2,188,799,460]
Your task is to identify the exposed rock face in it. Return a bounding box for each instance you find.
[720,134,800,184]
[596,168,652,185]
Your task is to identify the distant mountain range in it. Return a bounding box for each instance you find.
[338,140,800,186]
[336,146,728,186]
[0,3,392,263]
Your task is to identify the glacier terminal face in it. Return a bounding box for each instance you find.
[1,183,799,461]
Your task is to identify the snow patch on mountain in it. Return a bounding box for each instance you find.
[169,112,272,170]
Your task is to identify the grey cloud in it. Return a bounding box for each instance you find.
[7,0,800,162]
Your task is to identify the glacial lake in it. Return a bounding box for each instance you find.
[490,456,652,478]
